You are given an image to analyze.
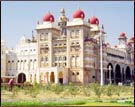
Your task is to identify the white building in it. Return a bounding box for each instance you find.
[1,8,134,85]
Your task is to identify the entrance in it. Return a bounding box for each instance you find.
[58,72,63,84]
[18,73,26,83]
[107,63,114,84]
[50,72,55,83]
[115,64,121,84]
[125,66,131,84]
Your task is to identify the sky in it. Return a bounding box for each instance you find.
[1,1,134,48]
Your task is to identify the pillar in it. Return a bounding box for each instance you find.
[55,71,58,84]
[113,67,116,84]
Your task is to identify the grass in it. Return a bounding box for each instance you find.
[1,83,134,106]
[1,99,134,106]
[83,102,134,106]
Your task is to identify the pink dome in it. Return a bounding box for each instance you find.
[88,16,99,25]
[119,32,126,38]
[73,9,85,19]
[114,45,117,48]
[130,36,134,41]
[43,12,54,22]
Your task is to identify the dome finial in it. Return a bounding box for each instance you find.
[61,7,65,13]
[77,1,80,10]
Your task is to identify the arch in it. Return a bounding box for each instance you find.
[115,64,121,84]
[125,66,131,81]
[18,73,26,83]
[107,63,114,84]
[50,72,55,83]
[132,70,134,82]
[45,72,49,83]
[58,72,63,84]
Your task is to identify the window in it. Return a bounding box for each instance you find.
[55,63,57,66]
[59,57,62,61]
[63,63,66,66]
[76,30,80,35]
[8,61,10,63]
[72,72,74,75]
[76,42,79,44]
[63,56,66,60]
[55,57,57,61]
[45,57,48,61]
[77,72,79,75]
[92,76,95,78]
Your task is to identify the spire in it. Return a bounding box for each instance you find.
[77,1,80,10]
[37,20,39,25]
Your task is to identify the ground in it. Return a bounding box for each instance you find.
[1,83,134,106]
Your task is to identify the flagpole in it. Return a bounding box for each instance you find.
[100,25,104,86]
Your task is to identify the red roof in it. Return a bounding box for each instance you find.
[128,36,134,43]
[88,16,99,25]
[130,36,134,41]
[43,12,54,22]
[114,45,117,48]
[119,32,126,39]
[73,9,85,19]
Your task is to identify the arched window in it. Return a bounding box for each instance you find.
[63,56,66,60]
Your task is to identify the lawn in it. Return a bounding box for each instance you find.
[1,83,134,106]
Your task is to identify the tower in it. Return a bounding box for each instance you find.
[58,8,67,36]
[118,32,127,45]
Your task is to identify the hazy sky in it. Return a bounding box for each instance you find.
[1,1,134,48]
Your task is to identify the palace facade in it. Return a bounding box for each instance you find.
[1,8,134,85]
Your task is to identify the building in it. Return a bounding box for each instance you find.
[1,8,134,85]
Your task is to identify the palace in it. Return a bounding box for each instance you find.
[1,8,134,85]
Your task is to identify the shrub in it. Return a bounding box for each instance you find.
[91,83,102,98]
[105,85,114,97]
[1,84,7,90]
[12,86,20,97]
[52,84,64,94]
[83,85,91,97]
[67,85,77,96]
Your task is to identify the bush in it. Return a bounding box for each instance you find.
[83,85,91,97]
[67,85,77,96]
[91,83,102,98]
[1,84,7,90]
[52,84,64,94]
[12,86,20,97]
[105,85,114,97]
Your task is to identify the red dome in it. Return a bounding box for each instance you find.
[43,12,54,22]
[130,36,134,41]
[88,16,99,25]
[127,42,131,46]
[73,9,85,19]
[114,45,117,48]
[119,32,126,38]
